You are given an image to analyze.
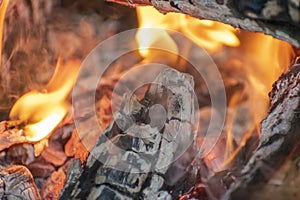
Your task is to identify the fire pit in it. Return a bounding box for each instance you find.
[0,0,299,199]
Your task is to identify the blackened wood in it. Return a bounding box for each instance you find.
[223,62,300,199]
[59,68,198,199]
[108,0,300,47]
[0,165,41,199]
[58,159,83,200]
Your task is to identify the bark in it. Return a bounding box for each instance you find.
[108,0,300,47]
[0,165,41,199]
[223,61,300,199]
[59,68,198,199]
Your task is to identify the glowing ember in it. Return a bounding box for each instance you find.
[9,59,80,142]
[2,2,295,180]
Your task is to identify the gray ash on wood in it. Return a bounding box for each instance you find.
[0,165,41,199]
[59,68,199,199]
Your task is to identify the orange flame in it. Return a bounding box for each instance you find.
[180,16,240,51]
[0,0,9,67]
[3,3,294,168]
[222,33,294,167]
[135,6,179,58]
[243,33,293,126]
[136,6,240,54]
[9,59,80,142]
[136,6,294,170]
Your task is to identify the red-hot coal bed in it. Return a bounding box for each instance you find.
[0,0,299,200]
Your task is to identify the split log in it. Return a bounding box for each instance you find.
[223,60,300,199]
[108,0,300,47]
[0,165,41,199]
[59,68,199,199]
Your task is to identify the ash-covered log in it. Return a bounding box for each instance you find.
[0,165,41,199]
[59,68,199,199]
[223,60,300,199]
[108,0,300,47]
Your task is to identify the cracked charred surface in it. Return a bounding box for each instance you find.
[223,62,300,199]
[108,0,300,47]
[0,165,41,199]
[59,69,199,199]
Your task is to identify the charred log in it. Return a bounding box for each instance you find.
[59,68,199,199]
[223,61,300,199]
[108,0,300,48]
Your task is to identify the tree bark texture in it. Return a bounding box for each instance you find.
[0,165,41,199]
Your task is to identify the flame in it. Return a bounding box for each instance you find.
[224,92,241,161]
[135,6,179,58]
[136,6,240,54]
[136,6,294,171]
[2,3,293,169]
[180,16,240,51]
[0,0,9,67]
[9,59,80,142]
[221,33,294,167]
[243,33,294,128]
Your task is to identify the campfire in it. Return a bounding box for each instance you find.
[0,0,299,199]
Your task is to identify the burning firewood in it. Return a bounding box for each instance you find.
[58,56,300,200]
[59,68,199,199]
[223,60,300,199]
[108,0,300,48]
[0,0,300,199]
